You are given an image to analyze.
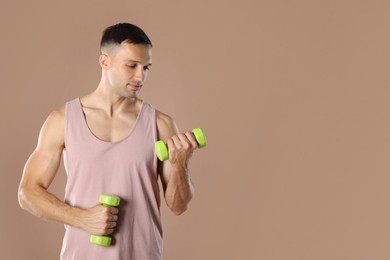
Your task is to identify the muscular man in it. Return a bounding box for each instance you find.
[18,23,197,259]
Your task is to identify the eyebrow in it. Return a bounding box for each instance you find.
[125,59,152,66]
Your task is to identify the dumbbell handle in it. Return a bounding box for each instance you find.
[90,194,120,247]
[154,128,206,161]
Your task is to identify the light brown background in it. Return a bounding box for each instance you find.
[2,0,390,259]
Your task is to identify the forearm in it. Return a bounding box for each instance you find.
[164,167,195,215]
[18,184,84,229]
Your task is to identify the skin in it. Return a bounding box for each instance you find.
[18,41,196,237]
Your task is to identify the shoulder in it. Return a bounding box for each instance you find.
[156,110,174,129]
[37,105,66,148]
[45,106,65,126]
[156,110,178,141]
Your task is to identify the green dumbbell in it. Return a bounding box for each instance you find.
[154,128,207,161]
[90,194,120,246]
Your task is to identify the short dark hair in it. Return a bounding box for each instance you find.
[100,23,152,50]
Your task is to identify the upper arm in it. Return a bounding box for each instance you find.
[19,107,65,191]
[156,110,178,192]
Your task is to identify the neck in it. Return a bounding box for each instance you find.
[92,79,138,117]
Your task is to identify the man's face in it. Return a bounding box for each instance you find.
[102,42,152,98]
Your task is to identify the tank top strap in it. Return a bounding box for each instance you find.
[64,98,86,149]
[132,100,157,143]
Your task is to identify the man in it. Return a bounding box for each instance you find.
[18,23,197,260]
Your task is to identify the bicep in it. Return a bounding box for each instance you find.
[22,148,62,189]
[20,109,65,190]
[156,112,178,192]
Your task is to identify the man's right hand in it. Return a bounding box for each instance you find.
[82,204,119,236]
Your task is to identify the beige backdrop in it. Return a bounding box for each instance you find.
[3,0,390,259]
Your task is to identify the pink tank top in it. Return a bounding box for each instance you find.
[60,98,162,260]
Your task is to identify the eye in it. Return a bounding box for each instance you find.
[127,64,137,69]
[144,66,150,71]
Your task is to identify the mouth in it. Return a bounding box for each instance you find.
[127,83,142,91]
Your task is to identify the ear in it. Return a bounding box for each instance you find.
[99,53,111,70]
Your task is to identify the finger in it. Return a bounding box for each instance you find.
[177,133,192,149]
[105,228,114,235]
[107,221,117,228]
[170,135,182,148]
[109,207,119,214]
[184,131,198,149]
[172,133,194,149]
[166,138,174,148]
[105,214,117,223]
[110,214,118,221]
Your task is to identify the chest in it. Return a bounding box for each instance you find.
[82,109,139,142]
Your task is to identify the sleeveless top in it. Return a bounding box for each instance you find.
[60,98,162,260]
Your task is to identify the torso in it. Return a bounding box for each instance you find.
[61,96,163,259]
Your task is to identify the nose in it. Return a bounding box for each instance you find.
[134,66,147,82]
